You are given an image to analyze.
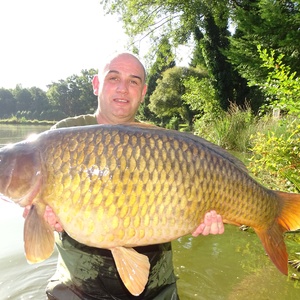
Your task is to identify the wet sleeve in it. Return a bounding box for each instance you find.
[51,114,98,129]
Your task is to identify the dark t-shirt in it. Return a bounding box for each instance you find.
[46,114,179,300]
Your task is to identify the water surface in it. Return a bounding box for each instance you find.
[0,124,50,146]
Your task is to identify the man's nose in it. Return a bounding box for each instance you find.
[116,80,128,93]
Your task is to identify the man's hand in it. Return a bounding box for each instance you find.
[23,205,64,232]
[192,210,224,237]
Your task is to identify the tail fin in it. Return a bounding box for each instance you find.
[255,223,288,274]
[255,191,300,275]
[276,191,300,231]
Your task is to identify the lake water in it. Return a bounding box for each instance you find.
[0,124,300,299]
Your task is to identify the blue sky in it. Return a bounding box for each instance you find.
[0,0,129,90]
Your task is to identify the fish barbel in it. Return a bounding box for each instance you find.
[0,123,300,296]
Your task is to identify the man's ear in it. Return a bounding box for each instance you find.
[92,75,99,95]
[140,84,148,103]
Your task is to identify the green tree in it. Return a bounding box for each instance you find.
[47,69,97,117]
[249,45,300,115]
[47,80,72,116]
[0,88,16,118]
[228,0,300,85]
[28,87,50,119]
[101,0,246,109]
[13,85,34,113]
[76,69,99,114]
[182,76,221,123]
[149,66,207,129]
[102,0,300,113]
[199,8,234,109]
[138,36,176,123]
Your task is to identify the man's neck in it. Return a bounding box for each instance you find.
[95,112,136,125]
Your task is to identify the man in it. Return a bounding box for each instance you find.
[26,52,224,299]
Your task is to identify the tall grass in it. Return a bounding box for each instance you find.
[195,102,257,152]
[194,104,299,192]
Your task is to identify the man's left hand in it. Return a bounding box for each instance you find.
[192,210,224,236]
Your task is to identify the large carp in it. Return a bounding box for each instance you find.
[1,123,300,296]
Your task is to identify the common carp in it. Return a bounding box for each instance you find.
[1,123,300,296]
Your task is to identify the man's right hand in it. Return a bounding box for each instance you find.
[23,205,64,232]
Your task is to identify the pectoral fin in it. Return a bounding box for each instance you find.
[111,246,150,296]
[24,204,55,263]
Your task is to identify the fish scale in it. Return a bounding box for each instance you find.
[1,123,300,296]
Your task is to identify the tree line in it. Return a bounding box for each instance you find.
[1,0,299,128]
[0,69,97,121]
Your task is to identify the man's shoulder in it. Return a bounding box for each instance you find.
[51,114,98,129]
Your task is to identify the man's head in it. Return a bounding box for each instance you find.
[93,52,147,124]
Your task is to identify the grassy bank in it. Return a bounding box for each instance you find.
[0,116,55,126]
[195,104,300,192]
[197,103,298,152]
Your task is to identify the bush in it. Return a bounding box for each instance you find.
[40,109,67,121]
[249,118,300,192]
[195,102,256,152]
[249,45,300,116]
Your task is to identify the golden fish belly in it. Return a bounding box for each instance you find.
[39,124,278,249]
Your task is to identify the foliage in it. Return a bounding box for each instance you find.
[0,88,16,118]
[198,9,234,109]
[47,69,97,117]
[148,66,207,128]
[249,118,300,192]
[0,69,97,122]
[195,102,255,152]
[228,0,300,84]
[226,0,300,109]
[249,45,300,115]
[182,76,222,131]
[102,0,300,113]
[13,86,35,112]
[101,0,249,109]
[29,87,50,115]
[137,36,176,123]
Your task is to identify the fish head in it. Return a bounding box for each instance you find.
[0,142,42,206]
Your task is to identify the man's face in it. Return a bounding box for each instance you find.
[94,53,147,124]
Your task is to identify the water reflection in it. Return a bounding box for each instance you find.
[174,226,300,299]
[0,200,58,299]
[0,124,49,146]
